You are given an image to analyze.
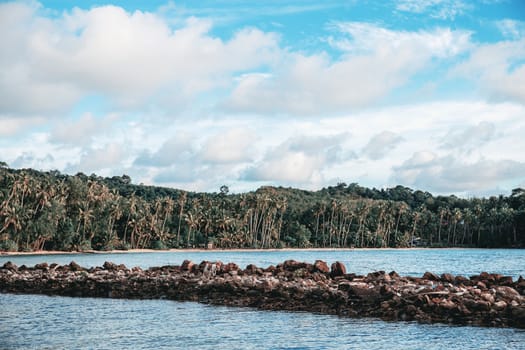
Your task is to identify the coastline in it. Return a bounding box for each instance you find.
[0,246,483,257]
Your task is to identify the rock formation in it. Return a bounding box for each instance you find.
[1,260,524,328]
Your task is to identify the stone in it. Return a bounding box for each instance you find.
[0,260,523,329]
[69,261,82,271]
[330,261,346,277]
[441,273,454,283]
[103,261,117,270]
[313,260,330,274]
[222,262,239,273]
[423,272,440,281]
[496,286,521,301]
[34,263,48,270]
[2,261,18,271]
[493,300,507,311]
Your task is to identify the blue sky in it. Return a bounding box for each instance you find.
[1,0,525,196]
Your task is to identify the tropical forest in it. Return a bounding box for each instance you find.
[0,162,524,252]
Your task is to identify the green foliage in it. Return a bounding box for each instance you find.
[0,239,18,252]
[0,165,523,252]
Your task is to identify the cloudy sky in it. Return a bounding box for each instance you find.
[1,0,525,196]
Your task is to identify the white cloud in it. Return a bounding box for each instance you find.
[496,19,525,40]
[392,151,525,194]
[0,3,280,115]
[243,134,348,185]
[362,131,404,160]
[71,143,127,173]
[395,0,471,20]
[200,127,257,163]
[134,132,196,168]
[225,23,471,115]
[439,121,497,152]
[50,113,117,146]
[0,116,45,136]
[452,38,525,104]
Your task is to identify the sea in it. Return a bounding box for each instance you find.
[0,248,524,349]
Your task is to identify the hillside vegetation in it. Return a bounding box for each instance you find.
[0,164,524,252]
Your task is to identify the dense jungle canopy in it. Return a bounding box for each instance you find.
[0,163,524,252]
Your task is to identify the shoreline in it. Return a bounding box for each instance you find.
[0,246,500,257]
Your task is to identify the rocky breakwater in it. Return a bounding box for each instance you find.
[1,259,524,329]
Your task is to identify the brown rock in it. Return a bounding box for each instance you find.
[493,300,507,311]
[423,272,440,281]
[496,286,521,301]
[181,260,194,271]
[222,262,239,273]
[331,261,346,277]
[441,273,454,283]
[69,261,82,271]
[313,260,330,274]
[103,261,117,270]
[2,261,18,271]
[34,263,49,270]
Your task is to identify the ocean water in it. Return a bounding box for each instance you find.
[1,249,524,349]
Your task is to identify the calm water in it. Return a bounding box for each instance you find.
[1,249,524,349]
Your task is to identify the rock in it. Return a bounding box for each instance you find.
[440,299,456,310]
[2,261,18,271]
[69,261,82,271]
[181,260,194,271]
[103,261,117,270]
[313,260,330,274]
[281,260,310,272]
[222,262,239,274]
[496,286,521,301]
[454,276,470,285]
[389,271,400,279]
[34,263,48,270]
[481,293,495,304]
[493,300,507,311]
[0,260,523,329]
[441,273,455,283]
[497,276,514,285]
[330,261,346,277]
[245,264,258,274]
[423,272,440,281]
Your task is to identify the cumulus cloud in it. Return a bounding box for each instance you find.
[11,152,55,170]
[440,121,497,152]
[392,151,525,193]
[134,133,195,167]
[0,116,45,136]
[225,23,471,115]
[199,127,257,163]
[243,134,348,184]
[0,3,279,115]
[452,37,525,104]
[69,143,127,173]
[362,131,404,160]
[49,113,117,146]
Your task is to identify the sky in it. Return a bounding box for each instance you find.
[1,0,525,197]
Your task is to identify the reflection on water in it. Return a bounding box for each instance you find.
[0,294,524,350]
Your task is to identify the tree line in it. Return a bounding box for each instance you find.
[0,164,523,252]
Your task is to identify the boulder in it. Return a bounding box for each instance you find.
[330,261,346,277]
[496,286,522,301]
[181,260,194,271]
[423,272,440,281]
[313,260,330,274]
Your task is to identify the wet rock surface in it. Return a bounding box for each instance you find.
[1,260,524,329]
